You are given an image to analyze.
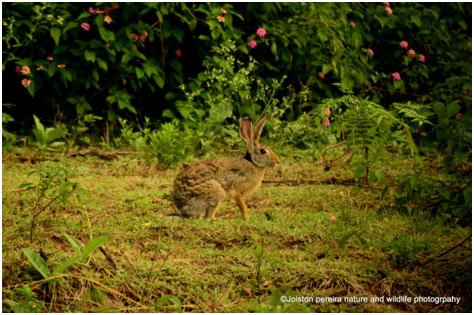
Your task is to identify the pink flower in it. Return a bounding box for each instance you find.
[322,108,331,116]
[385,6,393,14]
[391,72,401,81]
[16,65,30,75]
[455,112,462,120]
[104,15,112,24]
[383,2,390,6]
[256,28,267,38]
[322,119,331,127]
[367,48,374,56]
[329,216,337,223]
[399,40,409,49]
[407,49,416,57]
[21,78,31,88]
[247,40,257,49]
[81,22,90,31]
[217,16,225,23]
[418,54,426,63]
[88,7,96,15]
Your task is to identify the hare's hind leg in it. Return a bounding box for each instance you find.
[202,180,226,219]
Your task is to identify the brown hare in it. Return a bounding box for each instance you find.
[172,117,279,219]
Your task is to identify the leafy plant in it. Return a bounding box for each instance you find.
[385,173,472,225]
[19,162,81,239]
[117,117,196,167]
[22,234,108,277]
[2,111,17,150]
[15,235,108,312]
[3,285,45,313]
[31,115,66,153]
[311,96,420,183]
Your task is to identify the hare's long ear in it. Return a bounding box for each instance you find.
[240,117,254,145]
[253,116,267,143]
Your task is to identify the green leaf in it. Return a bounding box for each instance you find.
[50,27,61,46]
[33,115,44,132]
[46,65,56,78]
[82,236,108,260]
[96,58,108,71]
[162,109,176,119]
[352,31,362,49]
[60,69,72,82]
[62,233,82,257]
[53,259,78,275]
[142,62,156,77]
[411,15,422,27]
[22,248,51,279]
[155,295,182,312]
[135,67,145,79]
[84,50,96,62]
[447,101,461,118]
[121,53,131,64]
[98,26,115,42]
[271,42,278,56]
[153,74,165,88]
[91,69,100,82]
[322,64,333,75]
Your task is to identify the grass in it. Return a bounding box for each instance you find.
[2,148,471,312]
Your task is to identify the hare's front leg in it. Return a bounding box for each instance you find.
[235,195,249,219]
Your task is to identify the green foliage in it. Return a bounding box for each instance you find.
[31,115,66,153]
[53,234,109,275]
[386,233,435,269]
[15,235,108,312]
[2,111,17,150]
[117,118,196,167]
[153,295,183,312]
[22,248,51,278]
[385,172,472,225]
[3,285,44,313]
[171,40,286,147]
[19,162,81,238]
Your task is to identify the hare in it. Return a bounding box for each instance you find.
[172,117,279,219]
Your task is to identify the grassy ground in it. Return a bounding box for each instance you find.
[2,149,471,312]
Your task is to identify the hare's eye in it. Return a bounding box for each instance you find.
[260,148,267,154]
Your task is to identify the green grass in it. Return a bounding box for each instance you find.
[2,150,471,312]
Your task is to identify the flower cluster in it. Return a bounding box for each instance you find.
[390,39,427,81]
[399,40,425,62]
[131,30,148,43]
[81,22,90,31]
[15,55,68,89]
[15,65,32,87]
[391,72,401,81]
[87,5,116,25]
[217,7,228,23]
[383,2,393,15]
[247,27,267,49]
[322,107,331,126]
